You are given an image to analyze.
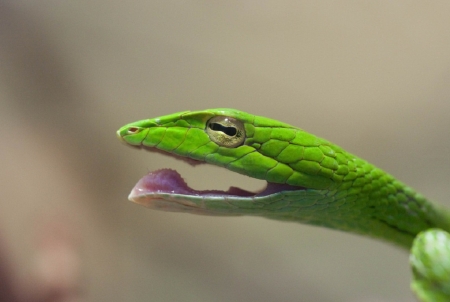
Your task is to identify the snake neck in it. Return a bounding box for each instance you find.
[260,166,450,250]
[343,167,450,248]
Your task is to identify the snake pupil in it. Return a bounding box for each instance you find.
[209,123,237,136]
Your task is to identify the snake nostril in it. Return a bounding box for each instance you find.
[127,127,140,134]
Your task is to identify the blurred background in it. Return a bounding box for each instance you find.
[1,1,450,301]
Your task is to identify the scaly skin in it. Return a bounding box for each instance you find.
[117,108,450,301]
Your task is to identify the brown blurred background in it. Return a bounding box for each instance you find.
[1,1,450,302]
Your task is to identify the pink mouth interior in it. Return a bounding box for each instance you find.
[131,168,303,198]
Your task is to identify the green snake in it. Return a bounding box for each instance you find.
[117,108,450,301]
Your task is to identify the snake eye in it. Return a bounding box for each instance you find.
[206,116,245,148]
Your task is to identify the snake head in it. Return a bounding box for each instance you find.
[117,108,347,216]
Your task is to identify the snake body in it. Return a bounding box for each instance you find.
[117,108,450,301]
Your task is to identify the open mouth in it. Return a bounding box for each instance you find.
[130,168,256,198]
[127,147,303,212]
[130,168,301,198]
